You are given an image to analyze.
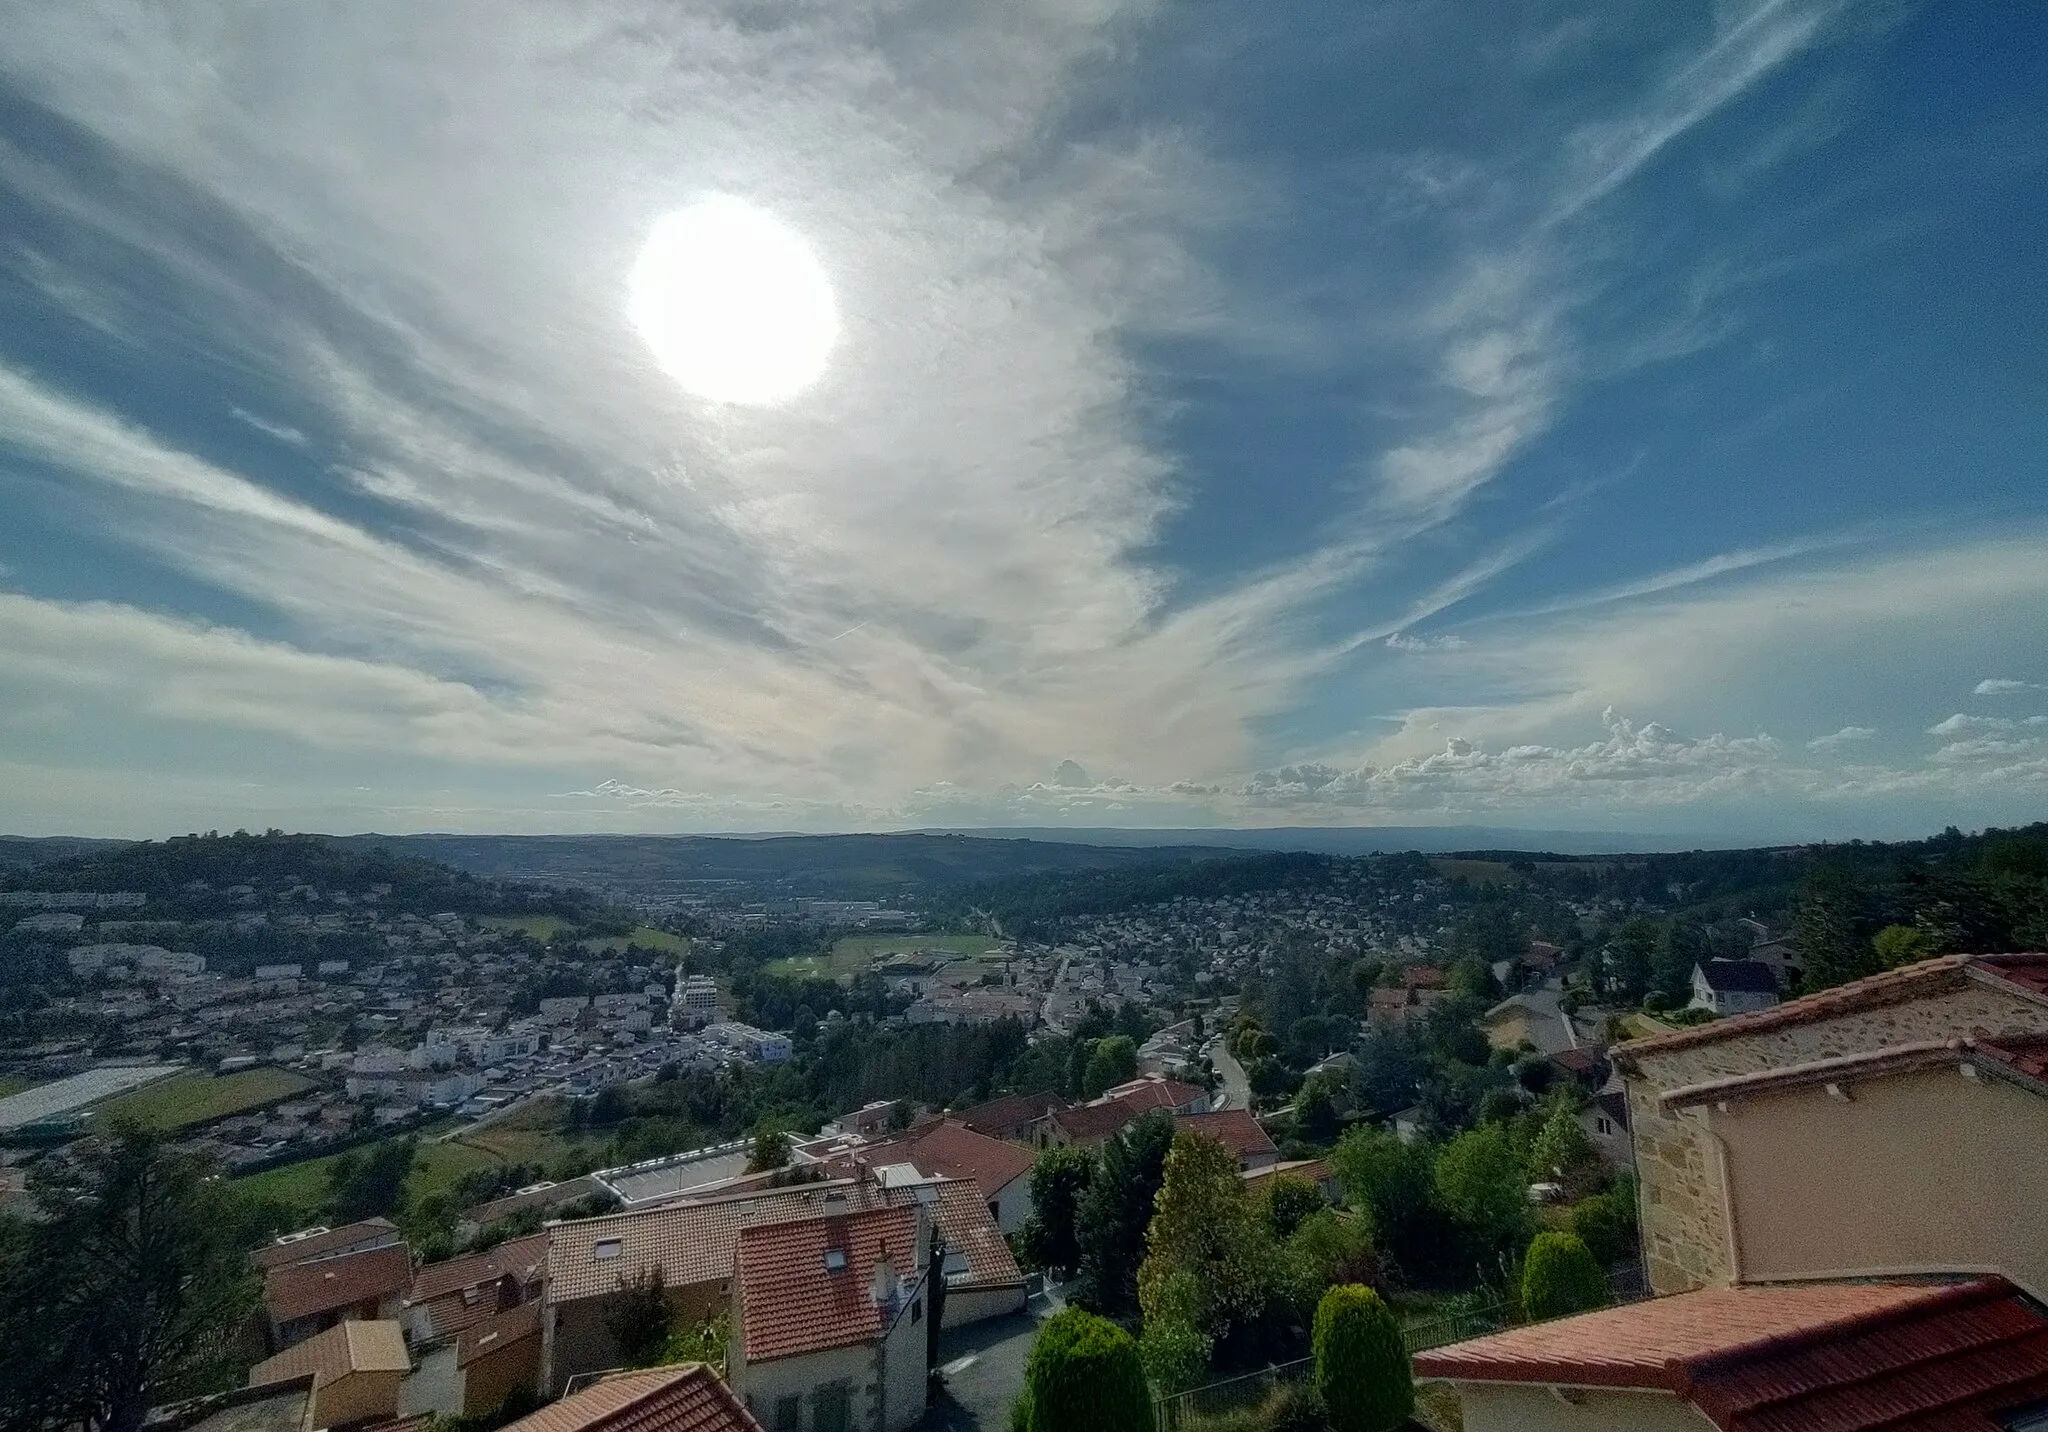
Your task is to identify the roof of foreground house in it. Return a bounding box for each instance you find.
[1658,1031,2048,1111]
[547,1181,861,1302]
[1414,1277,2048,1430]
[833,1118,1035,1196]
[250,1218,402,1270]
[737,1205,922,1364]
[456,1298,542,1369]
[1615,953,2048,1063]
[499,1366,763,1432]
[406,1233,547,1340]
[950,1090,1068,1138]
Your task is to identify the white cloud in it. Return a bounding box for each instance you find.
[1975,678,2044,695]
[1928,713,2048,737]
[1807,725,1876,751]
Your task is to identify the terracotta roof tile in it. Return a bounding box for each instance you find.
[1614,954,2048,1063]
[547,1183,866,1303]
[250,1320,410,1390]
[951,1091,1067,1139]
[737,1206,921,1364]
[250,1218,401,1270]
[1979,1031,2048,1082]
[836,1119,1035,1198]
[1661,1031,2048,1110]
[411,1233,547,1303]
[1104,1077,1206,1112]
[1045,1101,1139,1143]
[456,1299,541,1369]
[1240,1158,1334,1187]
[882,1178,1020,1292]
[1174,1110,1277,1161]
[1416,1278,2048,1432]
[499,1367,762,1432]
[264,1244,413,1325]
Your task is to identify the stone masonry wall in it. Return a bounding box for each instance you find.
[1625,981,2048,1295]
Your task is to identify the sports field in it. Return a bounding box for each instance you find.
[99,1068,312,1131]
[765,932,998,981]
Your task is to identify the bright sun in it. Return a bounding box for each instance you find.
[628,197,838,406]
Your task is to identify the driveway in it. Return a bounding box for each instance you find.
[924,1283,1062,1432]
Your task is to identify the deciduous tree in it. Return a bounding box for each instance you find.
[1018,1145,1093,1277]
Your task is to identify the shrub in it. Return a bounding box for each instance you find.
[1568,1182,1638,1267]
[1520,1231,1610,1322]
[1264,1174,1327,1240]
[1312,1284,1412,1432]
[1020,1308,1152,1432]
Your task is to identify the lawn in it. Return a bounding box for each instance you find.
[580,925,691,957]
[766,932,998,982]
[235,1137,504,1216]
[480,914,572,942]
[0,1076,31,1098]
[99,1068,312,1131]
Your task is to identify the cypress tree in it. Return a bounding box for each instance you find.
[1520,1231,1610,1322]
[1312,1284,1412,1432]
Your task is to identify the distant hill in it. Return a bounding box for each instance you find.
[0,836,132,872]
[330,831,1252,899]
[911,825,1730,856]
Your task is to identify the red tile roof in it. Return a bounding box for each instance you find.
[1980,1031,2048,1083]
[951,1091,1068,1140]
[548,1182,866,1303]
[1103,1077,1207,1112]
[406,1233,547,1340]
[456,1299,541,1369]
[881,1178,1021,1293]
[1614,953,2048,1064]
[736,1206,921,1364]
[1415,1278,2048,1431]
[264,1243,413,1324]
[251,1218,402,1270]
[1174,1110,1277,1162]
[499,1366,762,1432]
[1044,1100,1139,1144]
[840,1119,1035,1197]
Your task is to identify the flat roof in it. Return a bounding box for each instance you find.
[0,1064,182,1132]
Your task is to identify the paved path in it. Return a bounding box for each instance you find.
[925,1283,1063,1432]
[1207,1036,1251,1111]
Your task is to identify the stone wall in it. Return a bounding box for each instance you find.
[1623,980,2048,1295]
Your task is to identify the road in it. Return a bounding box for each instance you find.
[925,1282,1062,1432]
[1207,1035,1251,1111]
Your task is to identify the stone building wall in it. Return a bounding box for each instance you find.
[1621,979,2048,1295]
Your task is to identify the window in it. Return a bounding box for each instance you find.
[593,1238,622,1261]
[773,1396,800,1432]
[813,1383,851,1432]
[911,1298,922,1324]
[1595,1117,1614,1136]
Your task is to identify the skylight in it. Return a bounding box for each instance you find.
[824,1248,847,1271]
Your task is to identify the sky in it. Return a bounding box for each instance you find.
[0,0,2044,843]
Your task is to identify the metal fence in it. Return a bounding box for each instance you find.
[1153,1358,1313,1432]
[1401,1297,1509,1353]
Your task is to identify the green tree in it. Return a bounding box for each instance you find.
[1520,1231,1610,1321]
[1873,923,1936,970]
[1263,1174,1327,1240]
[1330,1128,1453,1279]
[1138,1133,1275,1373]
[1072,1112,1174,1319]
[1079,1035,1138,1099]
[0,1126,260,1432]
[1280,1210,1378,1317]
[1603,921,1659,1002]
[1018,1145,1094,1277]
[1295,1077,1340,1144]
[745,1126,790,1174]
[1527,1097,1601,1197]
[1795,863,1879,990]
[604,1264,673,1366]
[1434,1123,1531,1268]
[1311,1285,1412,1432]
[1017,1308,1151,1432]
[1567,1181,1638,1267]
[326,1137,416,1221]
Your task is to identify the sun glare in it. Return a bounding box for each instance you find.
[628,197,838,406]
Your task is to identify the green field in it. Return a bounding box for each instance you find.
[0,1076,31,1098]
[581,925,690,957]
[480,914,572,941]
[236,1138,504,1216]
[99,1068,313,1131]
[766,932,999,981]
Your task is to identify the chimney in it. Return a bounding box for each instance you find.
[870,1248,899,1308]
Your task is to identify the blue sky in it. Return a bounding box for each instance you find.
[0,0,2044,841]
